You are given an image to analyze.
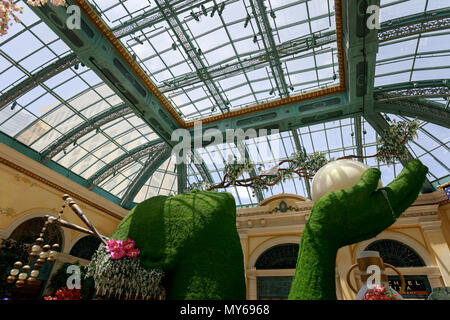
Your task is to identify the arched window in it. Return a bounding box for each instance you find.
[365,239,426,267]
[255,244,299,269]
[69,236,101,260]
[9,217,63,247]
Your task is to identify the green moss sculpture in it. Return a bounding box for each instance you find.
[111,190,246,300]
[288,159,428,300]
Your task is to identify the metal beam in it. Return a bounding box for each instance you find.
[354,116,364,162]
[373,99,450,129]
[364,112,435,193]
[249,0,289,97]
[41,103,132,162]
[111,0,215,38]
[0,53,78,111]
[176,162,187,194]
[161,31,336,93]
[192,150,214,185]
[27,2,180,146]
[120,146,172,208]
[378,7,450,42]
[344,0,380,115]
[87,140,166,188]
[155,0,229,112]
[194,91,353,145]
[374,79,450,100]
[291,129,312,199]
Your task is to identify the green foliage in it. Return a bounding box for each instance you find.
[185,182,214,193]
[111,190,246,300]
[289,159,428,300]
[377,119,419,165]
[224,157,255,183]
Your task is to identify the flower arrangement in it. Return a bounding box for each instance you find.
[44,286,81,300]
[86,244,165,300]
[106,238,140,260]
[0,1,23,35]
[1,0,65,36]
[362,284,399,300]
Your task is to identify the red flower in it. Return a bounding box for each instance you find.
[44,287,81,300]
[362,284,399,300]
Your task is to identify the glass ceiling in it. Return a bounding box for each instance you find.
[0,0,448,208]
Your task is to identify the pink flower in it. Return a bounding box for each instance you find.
[110,247,126,260]
[106,239,124,252]
[105,238,140,260]
[126,248,140,259]
[123,238,135,251]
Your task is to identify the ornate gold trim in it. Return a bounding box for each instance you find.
[74,0,346,128]
[437,181,450,189]
[0,157,124,221]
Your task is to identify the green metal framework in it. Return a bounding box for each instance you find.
[0,0,449,208]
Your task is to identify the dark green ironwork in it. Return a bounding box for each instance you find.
[87,139,165,188]
[249,0,289,97]
[120,146,172,208]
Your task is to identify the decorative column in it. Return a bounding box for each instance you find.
[247,267,257,300]
[421,220,450,285]
[335,246,357,300]
[240,234,248,270]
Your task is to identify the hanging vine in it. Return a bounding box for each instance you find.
[187,119,420,195]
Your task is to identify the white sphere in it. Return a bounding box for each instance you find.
[311,159,382,202]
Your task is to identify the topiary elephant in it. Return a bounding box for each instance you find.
[110,190,246,300]
[288,159,428,299]
[96,159,427,300]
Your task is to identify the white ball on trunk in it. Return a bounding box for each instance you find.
[311,159,382,202]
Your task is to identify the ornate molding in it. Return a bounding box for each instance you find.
[74,0,184,126]
[0,157,124,220]
[375,86,450,100]
[268,200,299,214]
[420,220,442,232]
